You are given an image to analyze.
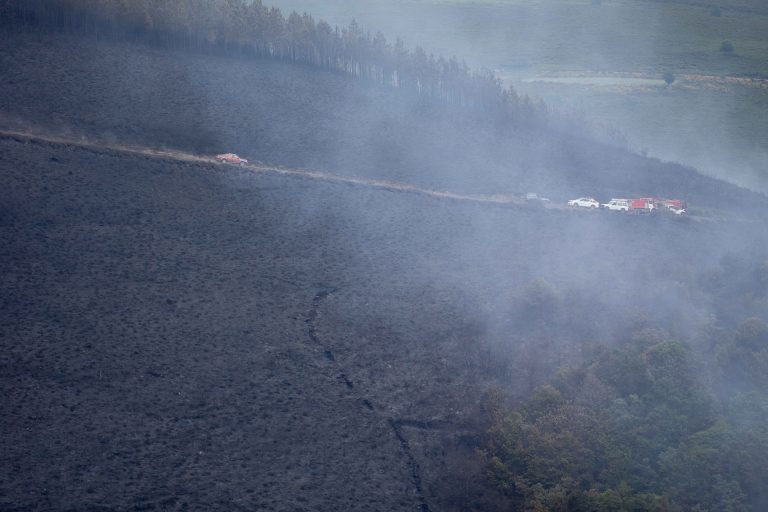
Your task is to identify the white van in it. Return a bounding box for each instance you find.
[601,199,630,211]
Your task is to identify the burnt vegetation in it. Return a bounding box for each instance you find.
[1,134,767,511]
[1,1,768,512]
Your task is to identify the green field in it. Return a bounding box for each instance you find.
[270,0,768,191]
[513,76,768,191]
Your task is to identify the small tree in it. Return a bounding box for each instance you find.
[710,6,721,17]
[663,71,675,86]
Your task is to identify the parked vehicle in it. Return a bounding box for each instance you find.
[568,197,600,208]
[662,203,686,215]
[216,153,248,165]
[629,198,656,213]
[659,199,684,209]
[658,199,687,215]
[526,193,551,202]
[602,199,630,211]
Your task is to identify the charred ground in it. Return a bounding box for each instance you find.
[2,132,767,510]
[1,23,768,512]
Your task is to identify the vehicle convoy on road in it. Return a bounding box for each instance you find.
[216,153,248,165]
[565,196,686,215]
[568,197,600,209]
[206,155,688,217]
[603,198,686,214]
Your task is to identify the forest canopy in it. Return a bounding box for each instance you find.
[0,0,535,119]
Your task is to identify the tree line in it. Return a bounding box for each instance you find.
[441,256,768,511]
[473,324,768,512]
[0,0,536,119]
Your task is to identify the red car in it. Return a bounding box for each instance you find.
[216,153,248,165]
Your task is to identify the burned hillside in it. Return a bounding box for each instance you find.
[2,2,768,510]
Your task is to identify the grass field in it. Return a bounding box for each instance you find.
[511,74,768,190]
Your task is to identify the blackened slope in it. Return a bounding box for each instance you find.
[1,26,765,214]
[2,134,767,510]
[0,138,419,511]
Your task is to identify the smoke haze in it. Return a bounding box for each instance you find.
[269,0,768,192]
[1,1,767,509]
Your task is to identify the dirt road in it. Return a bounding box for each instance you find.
[1,128,531,208]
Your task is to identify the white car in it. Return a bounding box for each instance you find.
[568,197,600,209]
[666,205,686,215]
[525,193,551,202]
[602,199,630,211]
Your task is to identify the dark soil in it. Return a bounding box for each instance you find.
[2,133,766,510]
[0,138,420,511]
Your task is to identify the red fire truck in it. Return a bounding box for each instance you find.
[628,198,686,215]
[629,198,656,213]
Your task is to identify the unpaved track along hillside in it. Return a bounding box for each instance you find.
[0,128,529,207]
[2,129,725,223]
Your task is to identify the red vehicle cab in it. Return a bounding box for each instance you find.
[216,153,248,165]
[629,198,654,213]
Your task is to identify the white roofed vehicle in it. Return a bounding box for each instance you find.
[568,197,600,209]
[216,153,248,165]
[602,199,630,211]
[659,199,687,215]
[526,193,551,203]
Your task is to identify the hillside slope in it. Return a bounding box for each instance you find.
[2,20,768,511]
[2,129,767,510]
[1,26,766,214]
[0,136,435,511]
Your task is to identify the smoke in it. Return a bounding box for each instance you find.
[2,5,768,508]
[268,0,768,194]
